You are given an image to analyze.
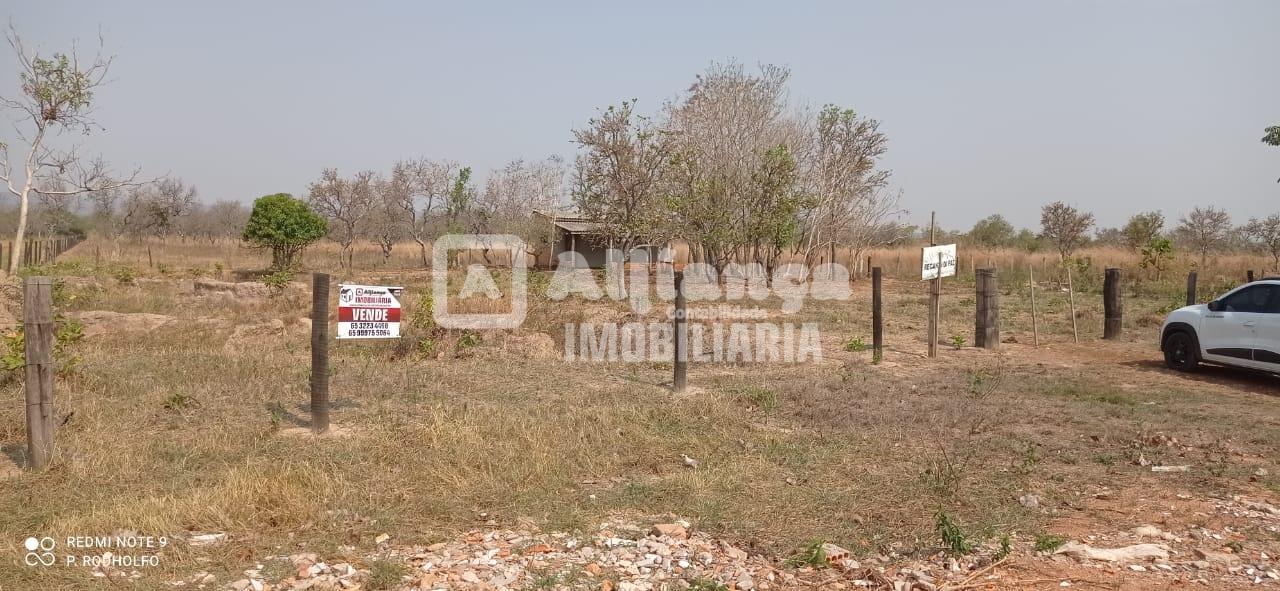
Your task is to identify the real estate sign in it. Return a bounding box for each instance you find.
[337,284,402,339]
[921,244,958,280]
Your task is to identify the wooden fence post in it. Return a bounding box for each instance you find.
[310,273,331,434]
[927,212,940,358]
[872,267,883,362]
[928,251,941,358]
[24,277,55,470]
[974,268,999,349]
[673,271,688,393]
[1247,270,1255,283]
[1186,271,1197,306]
[1029,266,1040,347]
[1103,268,1122,340]
[1066,266,1079,344]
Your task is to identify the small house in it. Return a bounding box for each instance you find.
[535,211,672,269]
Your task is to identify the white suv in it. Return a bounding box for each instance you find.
[1160,279,1280,374]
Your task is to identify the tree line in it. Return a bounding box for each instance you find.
[3,26,1277,276]
[296,63,905,274]
[301,157,563,270]
[957,204,1280,276]
[570,63,904,274]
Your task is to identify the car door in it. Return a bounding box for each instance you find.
[1199,285,1272,369]
[1252,285,1280,371]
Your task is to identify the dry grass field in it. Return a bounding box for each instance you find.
[0,237,1277,590]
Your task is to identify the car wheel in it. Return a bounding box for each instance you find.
[1163,331,1199,372]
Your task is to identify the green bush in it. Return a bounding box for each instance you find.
[2,315,85,375]
[1034,533,1067,552]
[936,511,974,555]
[261,269,294,297]
[783,540,828,568]
[241,193,327,271]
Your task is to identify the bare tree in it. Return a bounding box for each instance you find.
[180,200,248,243]
[477,157,565,263]
[1039,201,1095,260]
[836,189,909,274]
[0,26,140,273]
[308,168,375,269]
[391,158,458,266]
[207,200,249,241]
[127,177,196,239]
[35,187,81,237]
[1175,206,1232,267]
[87,186,124,236]
[1242,214,1280,272]
[573,100,672,260]
[370,172,408,265]
[800,104,895,269]
[115,177,196,240]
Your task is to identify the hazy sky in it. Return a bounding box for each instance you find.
[4,1,1278,231]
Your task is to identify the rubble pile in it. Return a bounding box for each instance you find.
[154,495,1280,590]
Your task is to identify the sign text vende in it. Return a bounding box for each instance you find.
[337,284,403,339]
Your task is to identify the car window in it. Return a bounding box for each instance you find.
[1222,285,1278,313]
[1268,286,1280,314]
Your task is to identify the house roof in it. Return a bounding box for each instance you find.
[534,209,604,233]
[554,219,604,233]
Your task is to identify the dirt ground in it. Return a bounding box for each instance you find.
[0,247,1277,590]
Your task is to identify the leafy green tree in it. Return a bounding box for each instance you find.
[746,144,808,267]
[1266,126,1280,182]
[1122,211,1164,250]
[572,100,672,260]
[1265,126,1280,146]
[242,193,328,271]
[1093,227,1125,247]
[1139,236,1173,281]
[1012,228,1043,253]
[968,214,1015,247]
[445,166,476,234]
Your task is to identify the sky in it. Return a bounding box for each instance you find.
[3,1,1278,232]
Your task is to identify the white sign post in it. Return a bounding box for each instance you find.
[337,284,403,339]
[921,243,957,280]
[922,234,958,358]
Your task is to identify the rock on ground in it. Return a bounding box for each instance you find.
[223,320,287,351]
[194,278,272,299]
[71,311,176,337]
[1054,541,1170,563]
